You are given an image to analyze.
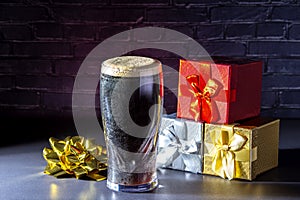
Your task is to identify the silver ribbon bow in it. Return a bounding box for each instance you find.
[157,120,202,173]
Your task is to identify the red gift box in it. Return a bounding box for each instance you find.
[177,58,263,124]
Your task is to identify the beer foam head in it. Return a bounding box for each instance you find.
[101,56,162,77]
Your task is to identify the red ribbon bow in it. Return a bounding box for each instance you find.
[186,74,219,122]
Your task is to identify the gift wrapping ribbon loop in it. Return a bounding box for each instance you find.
[157,124,199,172]
[211,126,248,180]
[43,136,107,181]
[186,74,218,122]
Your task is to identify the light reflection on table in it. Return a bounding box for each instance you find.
[1,141,300,200]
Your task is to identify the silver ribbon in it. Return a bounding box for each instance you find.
[157,119,202,173]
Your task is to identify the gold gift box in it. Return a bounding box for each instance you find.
[203,117,279,180]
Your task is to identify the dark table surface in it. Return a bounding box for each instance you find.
[1,118,300,200]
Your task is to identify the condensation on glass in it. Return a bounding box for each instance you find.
[100,56,163,192]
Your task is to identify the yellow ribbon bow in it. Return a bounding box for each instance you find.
[43,136,107,181]
[211,127,248,180]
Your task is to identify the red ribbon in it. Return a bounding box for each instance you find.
[186,74,219,122]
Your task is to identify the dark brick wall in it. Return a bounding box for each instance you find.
[0,0,300,119]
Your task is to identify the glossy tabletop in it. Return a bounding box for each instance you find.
[0,119,300,200]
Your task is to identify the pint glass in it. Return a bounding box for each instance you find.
[100,56,163,192]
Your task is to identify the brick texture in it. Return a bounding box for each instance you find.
[289,24,300,40]
[16,75,74,92]
[0,25,32,40]
[196,24,223,39]
[262,74,300,89]
[147,7,208,22]
[13,42,72,57]
[0,59,52,75]
[0,1,299,118]
[0,6,49,21]
[211,6,269,22]
[225,23,255,39]
[0,42,10,54]
[112,0,169,4]
[34,23,64,39]
[257,22,286,38]
[267,59,300,74]
[272,6,300,21]
[0,90,40,106]
[201,41,246,56]
[249,41,300,56]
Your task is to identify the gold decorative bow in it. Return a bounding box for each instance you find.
[43,136,107,181]
[211,127,248,180]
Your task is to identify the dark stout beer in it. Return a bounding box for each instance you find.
[100,56,163,192]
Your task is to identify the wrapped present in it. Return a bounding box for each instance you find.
[177,57,263,124]
[203,117,279,180]
[157,114,203,173]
